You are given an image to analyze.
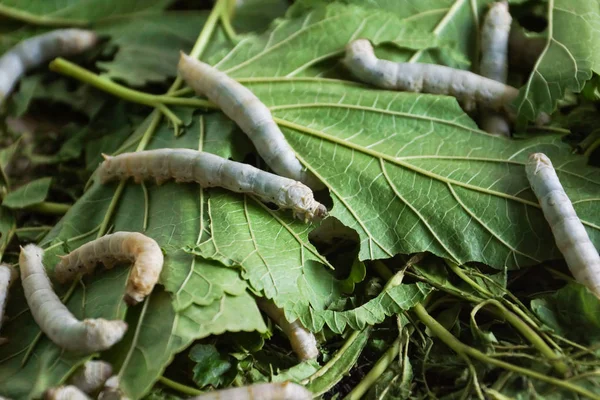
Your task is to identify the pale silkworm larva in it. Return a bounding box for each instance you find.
[0,29,98,106]
[19,244,128,353]
[69,360,113,394]
[54,232,164,305]
[98,149,327,222]
[257,298,319,361]
[98,376,129,400]
[344,39,535,122]
[44,386,90,400]
[188,382,312,400]
[526,153,600,297]
[0,263,18,344]
[479,1,512,136]
[178,52,323,190]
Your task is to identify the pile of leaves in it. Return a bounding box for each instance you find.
[0,0,599,398]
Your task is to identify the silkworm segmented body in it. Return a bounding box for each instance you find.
[189,382,312,400]
[55,232,163,305]
[44,386,90,400]
[0,29,97,106]
[0,264,18,343]
[69,360,113,394]
[479,1,512,136]
[178,53,322,190]
[19,244,127,353]
[257,298,319,361]
[526,153,600,297]
[98,149,327,221]
[344,39,519,118]
[98,376,129,400]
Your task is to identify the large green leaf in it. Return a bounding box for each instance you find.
[515,0,600,120]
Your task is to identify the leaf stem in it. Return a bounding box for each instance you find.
[158,376,202,396]
[446,260,494,298]
[413,303,599,399]
[25,201,71,215]
[220,5,240,45]
[343,336,400,400]
[0,4,88,27]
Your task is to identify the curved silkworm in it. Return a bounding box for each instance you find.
[344,39,521,119]
[98,149,327,222]
[257,298,319,361]
[526,153,600,297]
[19,244,127,353]
[0,264,18,344]
[188,382,312,400]
[178,53,323,190]
[0,29,98,106]
[44,386,90,400]
[69,361,113,394]
[54,232,164,305]
[479,1,512,136]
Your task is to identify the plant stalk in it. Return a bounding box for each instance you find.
[25,201,71,215]
[158,376,202,396]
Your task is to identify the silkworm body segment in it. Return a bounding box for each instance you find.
[69,360,113,394]
[343,39,519,116]
[19,244,127,353]
[178,53,322,190]
[257,298,319,361]
[526,153,600,297]
[98,149,327,221]
[189,382,312,400]
[0,264,18,342]
[0,29,98,105]
[44,386,91,400]
[55,232,164,305]
[479,1,512,135]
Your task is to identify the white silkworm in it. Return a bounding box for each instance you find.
[257,298,319,361]
[98,149,327,221]
[526,153,600,297]
[0,29,98,106]
[0,264,18,343]
[177,53,322,190]
[54,232,164,305]
[98,376,129,400]
[188,382,312,400]
[343,39,519,118]
[479,1,512,136]
[44,386,90,400]
[69,361,113,394]
[19,244,127,353]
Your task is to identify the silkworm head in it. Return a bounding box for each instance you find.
[527,152,553,174]
[486,1,511,28]
[71,30,99,51]
[343,39,376,67]
[83,319,128,351]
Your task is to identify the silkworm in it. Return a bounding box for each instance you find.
[54,232,164,305]
[526,153,600,297]
[0,264,18,343]
[69,361,113,394]
[479,1,512,136]
[0,29,98,106]
[44,386,90,400]
[98,376,129,400]
[343,39,519,118]
[257,298,319,361]
[188,382,312,400]
[19,244,128,353]
[98,149,327,222]
[177,53,322,190]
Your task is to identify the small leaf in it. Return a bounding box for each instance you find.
[189,344,233,388]
[2,177,52,209]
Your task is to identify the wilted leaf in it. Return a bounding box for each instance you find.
[2,177,52,209]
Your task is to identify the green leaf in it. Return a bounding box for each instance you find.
[189,344,233,388]
[531,282,600,345]
[515,0,600,120]
[95,12,227,86]
[2,177,52,209]
[0,0,171,26]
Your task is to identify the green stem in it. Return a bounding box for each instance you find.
[25,201,71,215]
[446,260,494,298]
[97,182,125,238]
[0,4,88,27]
[220,5,240,44]
[49,59,214,110]
[476,299,569,376]
[343,337,400,400]
[413,303,599,399]
[584,136,600,157]
[158,376,202,396]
